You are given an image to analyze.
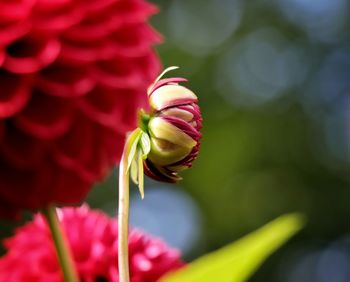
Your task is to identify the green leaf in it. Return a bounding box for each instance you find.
[161,213,305,282]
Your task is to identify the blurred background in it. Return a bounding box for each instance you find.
[2,0,350,281]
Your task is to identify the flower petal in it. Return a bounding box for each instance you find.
[148,117,197,149]
[149,85,197,111]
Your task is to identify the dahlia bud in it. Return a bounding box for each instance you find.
[126,67,202,195]
[142,67,202,183]
[118,68,201,281]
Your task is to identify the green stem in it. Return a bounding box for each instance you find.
[118,128,144,282]
[118,147,130,282]
[43,205,79,282]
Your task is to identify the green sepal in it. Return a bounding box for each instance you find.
[138,150,144,199]
[127,128,150,199]
[130,148,145,199]
[126,128,143,172]
[140,132,151,159]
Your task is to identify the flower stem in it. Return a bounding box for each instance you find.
[118,147,130,282]
[43,205,79,282]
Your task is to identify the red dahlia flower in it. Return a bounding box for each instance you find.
[0,0,161,217]
[0,205,184,282]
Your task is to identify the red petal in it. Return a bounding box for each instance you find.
[0,21,31,46]
[0,159,38,209]
[143,159,180,183]
[160,115,201,141]
[0,0,35,22]
[15,90,74,139]
[53,117,122,182]
[0,126,47,169]
[4,36,61,74]
[93,58,147,89]
[37,62,95,97]
[108,23,162,57]
[149,77,188,95]
[0,50,5,67]
[49,164,91,204]
[77,86,139,133]
[32,0,84,33]
[0,71,32,118]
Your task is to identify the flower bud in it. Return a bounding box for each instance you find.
[143,74,202,183]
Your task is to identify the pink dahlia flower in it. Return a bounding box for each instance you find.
[0,205,184,282]
[0,0,161,217]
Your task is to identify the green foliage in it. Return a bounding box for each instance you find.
[161,213,305,282]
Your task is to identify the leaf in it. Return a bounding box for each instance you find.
[161,213,305,282]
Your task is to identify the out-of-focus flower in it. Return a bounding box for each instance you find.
[0,205,184,282]
[0,0,161,217]
[142,73,202,183]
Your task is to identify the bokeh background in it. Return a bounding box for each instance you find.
[2,0,350,281]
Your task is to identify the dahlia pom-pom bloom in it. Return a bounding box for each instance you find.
[0,205,184,282]
[0,0,161,217]
[142,73,202,183]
